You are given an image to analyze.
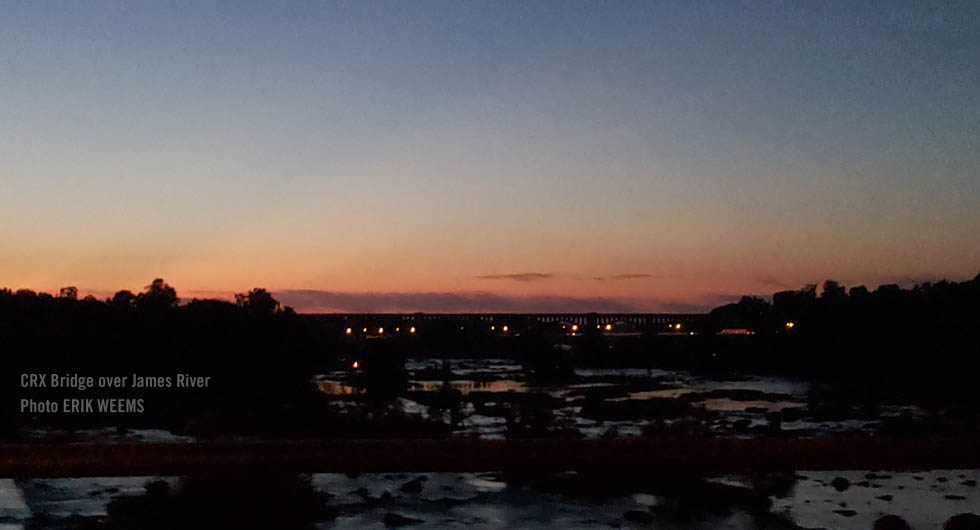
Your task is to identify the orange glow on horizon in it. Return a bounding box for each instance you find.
[16,261,979,315]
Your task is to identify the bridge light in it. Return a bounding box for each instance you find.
[362,328,367,333]
[605,324,612,331]
[396,327,400,332]
[410,326,416,334]
[345,327,352,335]
[675,323,682,330]
[571,324,579,332]
[378,327,384,334]
[785,322,795,329]
[502,325,509,332]
[352,361,359,369]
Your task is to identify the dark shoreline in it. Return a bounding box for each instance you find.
[4,436,980,479]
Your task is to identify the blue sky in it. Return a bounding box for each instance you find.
[2,1,978,311]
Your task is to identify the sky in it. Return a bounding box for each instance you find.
[1,1,979,312]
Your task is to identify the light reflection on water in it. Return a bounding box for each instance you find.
[626,388,691,400]
[574,368,674,378]
[408,379,527,393]
[315,380,362,395]
[11,358,973,529]
[699,398,799,412]
[310,358,900,442]
[6,471,979,530]
[316,379,528,395]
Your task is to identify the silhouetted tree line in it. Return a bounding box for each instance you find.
[0,279,329,438]
[706,273,980,402]
[3,273,980,437]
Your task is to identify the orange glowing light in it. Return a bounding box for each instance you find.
[571,324,579,332]
[785,322,795,329]
[409,326,416,334]
[378,327,384,334]
[352,361,359,369]
[502,325,509,332]
[605,324,612,331]
[345,327,352,335]
[674,323,682,330]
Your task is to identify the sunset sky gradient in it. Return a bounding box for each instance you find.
[2,2,978,312]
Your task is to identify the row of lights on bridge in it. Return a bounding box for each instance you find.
[344,322,793,338]
[346,326,418,336]
[343,322,693,337]
[559,323,684,332]
[345,325,519,337]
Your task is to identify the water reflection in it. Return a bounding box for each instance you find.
[8,470,979,530]
[311,358,942,442]
[626,389,691,400]
[699,398,798,412]
[315,380,362,395]
[408,380,527,394]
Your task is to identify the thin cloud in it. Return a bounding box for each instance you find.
[592,273,684,281]
[476,273,555,282]
[607,273,654,280]
[753,277,788,288]
[272,290,703,314]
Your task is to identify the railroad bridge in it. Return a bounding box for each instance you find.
[303,313,705,337]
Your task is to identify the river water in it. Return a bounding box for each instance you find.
[4,358,977,529]
[2,469,978,529]
[314,358,928,440]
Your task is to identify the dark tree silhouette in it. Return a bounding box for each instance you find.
[135,278,179,311]
[0,277,337,439]
[235,288,280,316]
[109,289,137,309]
[708,296,774,332]
[820,280,846,300]
[2,272,979,440]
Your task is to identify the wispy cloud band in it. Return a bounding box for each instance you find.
[475,273,555,282]
[274,290,714,314]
